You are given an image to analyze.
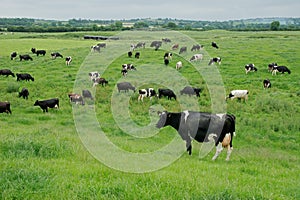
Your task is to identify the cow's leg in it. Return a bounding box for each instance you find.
[226,146,233,161]
[212,142,223,161]
[185,137,192,155]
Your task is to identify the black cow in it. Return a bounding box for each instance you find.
[150,41,162,48]
[0,69,15,77]
[138,88,156,101]
[16,73,34,82]
[245,63,257,74]
[121,69,128,77]
[191,44,203,51]
[135,42,145,48]
[34,98,59,112]
[128,51,133,58]
[82,90,93,100]
[162,38,171,43]
[158,89,176,100]
[68,93,84,105]
[263,79,271,89]
[212,42,219,49]
[164,57,169,66]
[179,46,187,54]
[156,111,236,160]
[164,52,172,60]
[51,52,63,59]
[19,88,29,99]
[180,86,201,97]
[117,82,136,93]
[31,48,46,56]
[19,54,33,61]
[135,52,140,59]
[208,57,222,65]
[0,101,12,114]
[10,52,17,60]
[272,65,291,75]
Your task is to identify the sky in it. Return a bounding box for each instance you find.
[0,0,299,21]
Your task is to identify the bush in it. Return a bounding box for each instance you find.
[6,82,19,93]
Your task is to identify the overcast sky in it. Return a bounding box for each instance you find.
[1,0,299,21]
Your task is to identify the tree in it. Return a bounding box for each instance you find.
[270,21,280,31]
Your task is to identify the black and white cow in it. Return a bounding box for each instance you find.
[91,45,101,53]
[211,41,219,49]
[176,61,183,70]
[268,63,277,72]
[208,57,222,65]
[158,89,176,100]
[0,101,12,114]
[19,88,29,99]
[19,54,33,61]
[245,63,257,74]
[31,48,46,56]
[272,65,291,75]
[164,57,169,66]
[122,64,136,71]
[156,111,236,160]
[164,52,172,60]
[117,82,136,93]
[16,73,34,82]
[82,90,93,100]
[191,44,203,51]
[135,42,145,48]
[138,88,156,101]
[10,52,17,60]
[68,93,84,105]
[180,86,201,97]
[135,52,140,59]
[65,56,72,66]
[34,98,59,112]
[263,79,271,89]
[121,69,128,77]
[179,46,187,54]
[0,69,15,77]
[51,52,63,59]
[93,77,108,87]
[128,51,133,58]
[226,90,249,101]
[88,71,100,81]
[190,54,203,62]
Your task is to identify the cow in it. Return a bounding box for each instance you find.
[171,44,179,50]
[245,63,257,74]
[51,52,63,59]
[190,54,203,62]
[208,57,222,65]
[156,111,236,161]
[268,63,277,72]
[91,45,101,53]
[82,90,93,100]
[158,89,176,100]
[65,56,72,66]
[135,42,145,48]
[226,90,249,101]
[164,57,169,66]
[180,86,201,97]
[162,38,171,43]
[97,43,106,48]
[128,51,133,58]
[68,93,84,105]
[93,77,108,87]
[191,44,203,51]
[88,71,100,81]
[117,82,136,93]
[0,101,12,114]
[135,52,140,59]
[176,61,183,70]
[212,42,219,49]
[138,88,156,101]
[179,46,187,54]
[150,41,162,48]
[272,65,291,75]
[31,48,46,56]
[121,69,128,77]
[0,69,15,77]
[10,52,17,60]
[16,73,34,82]
[164,52,172,60]
[122,64,136,71]
[34,98,59,113]
[19,88,29,99]
[19,54,33,61]
[263,79,271,89]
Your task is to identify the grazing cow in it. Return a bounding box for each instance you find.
[121,69,128,77]
[158,89,176,100]
[263,79,271,89]
[117,82,136,93]
[268,63,277,72]
[88,71,100,81]
[156,111,236,160]
[128,51,133,58]
[19,88,29,99]
[245,63,257,74]
[272,65,291,75]
[91,45,101,53]
[51,52,63,59]
[19,54,33,61]
[179,46,187,54]
[0,69,15,77]
[135,52,140,59]
[150,41,162,48]
[164,52,172,60]
[138,88,156,101]
[212,42,219,49]
[31,48,46,56]
[190,54,203,62]
[0,101,12,114]
[135,42,145,48]
[65,56,72,66]
[93,77,108,87]
[208,57,222,65]
[10,52,17,60]
[191,44,203,51]
[162,38,171,43]
[68,93,84,105]
[226,90,249,101]
[97,43,106,48]
[164,57,169,66]
[180,86,201,97]
[82,90,93,100]
[171,44,179,50]
[122,64,136,71]
[176,61,183,70]
[16,73,34,82]
[34,98,59,113]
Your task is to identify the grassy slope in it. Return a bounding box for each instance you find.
[0,31,299,199]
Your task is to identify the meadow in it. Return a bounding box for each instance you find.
[0,30,299,199]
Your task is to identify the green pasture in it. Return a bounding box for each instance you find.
[0,30,299,199]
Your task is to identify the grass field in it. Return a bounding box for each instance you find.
[0,30,299,199]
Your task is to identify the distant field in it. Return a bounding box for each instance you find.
[0,30,299,199]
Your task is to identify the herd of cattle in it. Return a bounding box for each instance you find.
[0,36,292,161]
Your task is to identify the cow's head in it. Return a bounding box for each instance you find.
[33,100,39,106]
[156,111,168,128]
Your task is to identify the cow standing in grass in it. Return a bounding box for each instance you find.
[0,101,12,114]
[34,98,59,113]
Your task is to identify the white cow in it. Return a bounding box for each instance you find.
[176,61,183,70]
[226,90,249,101]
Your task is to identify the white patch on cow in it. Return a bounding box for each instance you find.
[183,110,189,123]
[216,113,225,119]
[54,104,58,108]
[233,132,236,137]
